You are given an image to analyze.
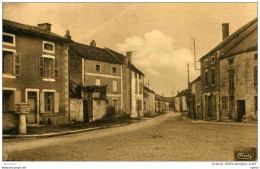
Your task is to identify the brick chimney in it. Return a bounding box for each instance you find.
[126,51,132,64]
[222,23,229,40]
[90,40,96,47]
[37,23,52,32]
[64,30,71,40]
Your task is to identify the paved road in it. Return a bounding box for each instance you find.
[3,111,257,161]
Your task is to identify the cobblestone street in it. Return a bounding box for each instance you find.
[4,111,257,161]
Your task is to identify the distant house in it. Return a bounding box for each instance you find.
[219,18,257,122]
[3,19,71,132]
[69,41,145,120]
[174,89,189,112]
[143,85,156,115]
[164,97,175,110]
[190,76,202,118]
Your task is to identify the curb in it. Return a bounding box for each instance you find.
[191,120,257,125]
[3,123,131,139]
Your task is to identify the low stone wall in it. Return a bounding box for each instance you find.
[92,99,107,121]
[3,112,19,132]
[70,98,84,122]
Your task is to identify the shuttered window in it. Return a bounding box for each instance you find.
[14,53,21,76]
[40,91,59,113]
[39,55,58,79]
[3,51,21,76]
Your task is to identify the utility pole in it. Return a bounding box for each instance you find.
[187,63,190,88]
[193,38,201,70]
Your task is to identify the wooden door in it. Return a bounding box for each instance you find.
[27,93,37,124]
[237,100,245,122]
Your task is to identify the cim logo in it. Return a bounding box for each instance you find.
[234,148,257,161]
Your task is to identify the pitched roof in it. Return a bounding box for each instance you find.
[69,42,123,64]
[105,48,145,76]
[164,97,174,102]
[3,19,71,43]
[144,85,155,94]
[190,76,201,85]
[199,17,257,61]
[176,89,189,97]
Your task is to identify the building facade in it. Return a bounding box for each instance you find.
[219,18,257,121]
[3,20,71,132]
[143,85,156,115]
[190,76,202,118]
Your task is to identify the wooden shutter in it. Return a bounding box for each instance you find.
[13,53,21,76]
[54,59,59,79]
[40,92,45,113]
[39,56,44,78]
[54,92,59,113]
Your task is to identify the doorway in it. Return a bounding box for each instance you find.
[27,91,38,124]
[83,100,89,122]
[237,100,246,122]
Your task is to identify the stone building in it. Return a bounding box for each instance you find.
[143,85,156,115]
[190,76,202,118]
[174,90,189,112]
[3,19,71,132]
[219,18,257,121]
[199,18,257,121]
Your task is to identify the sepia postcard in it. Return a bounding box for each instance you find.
[1,1,258,169]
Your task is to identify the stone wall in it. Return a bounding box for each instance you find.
[70,98,84,122]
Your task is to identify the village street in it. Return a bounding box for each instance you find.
[3,111,257,161]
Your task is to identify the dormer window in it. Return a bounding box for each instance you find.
[43,41,55,54]
[204,59,208,67]
[3,32,15,47]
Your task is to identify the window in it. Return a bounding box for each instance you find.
[228,58,234,65]
[44,92,54,112]
[95,64,101,72]
[254,53,258,60]
[222,97,228,109]
[113,81,117,92]
[3,33,15,47]
[211,68,215,85]
[255,96,257,115]
[3,50,21,76]
[205,71,208,87]
[211,56,215,64]
[254,66,257,86]
[204,59,208,67]
[139,82,143,94]
[139,74,141,79]
[3,90,14,113]
[95,79,101,86]
[112,67,116,73]
[39,55,58,79]
[228,69,235,96]
[43,41,55,53]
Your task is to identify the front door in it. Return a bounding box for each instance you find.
[237,100,246,122]
[27,92,37,124]
[112,99,118,112]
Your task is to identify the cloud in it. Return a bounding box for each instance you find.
[116,30,194,76]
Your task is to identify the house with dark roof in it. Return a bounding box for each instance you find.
[219,18,257,122]
[199,17,257,121]
[69,40,145,120]
[3,19,72,133]
[143,85,155,115]
[190,76,202,118]
[174,89,189,112]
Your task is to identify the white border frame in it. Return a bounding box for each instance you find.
[3,32,16,47]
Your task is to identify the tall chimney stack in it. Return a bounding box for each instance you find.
[37,23,52,32]
[126,51,132,64]
[90,40,96,47]
[65,30,71,40]
[222,23,229,40]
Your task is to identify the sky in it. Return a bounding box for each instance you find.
[3,3,257,96]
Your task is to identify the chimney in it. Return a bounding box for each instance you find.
[90,40,96,47]
[222,23,229,40]
[37,23,52,32]
[64,30,71,40]
[126,51,132,64]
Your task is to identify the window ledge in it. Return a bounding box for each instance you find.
[42,78,56,82]
[3,74,16,79]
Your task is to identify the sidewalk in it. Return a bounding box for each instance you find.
[3,112,166,139]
